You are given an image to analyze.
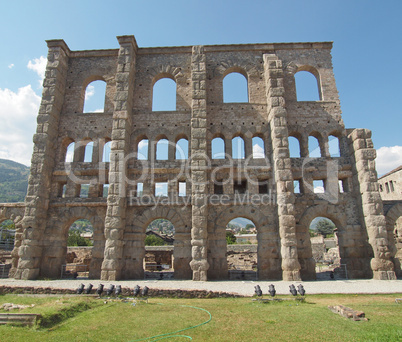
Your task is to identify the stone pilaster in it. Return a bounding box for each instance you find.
[263,54,302,281]
[101,36,137,280]
[190,45,209,281]
[348,128,396,280]
[14,40,70,279]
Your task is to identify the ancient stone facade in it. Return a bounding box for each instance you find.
[378,166,402,201]
[1,35,401,281]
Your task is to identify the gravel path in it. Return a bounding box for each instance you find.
[1,278,401,296]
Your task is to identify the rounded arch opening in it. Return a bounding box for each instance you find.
[144,219,175,279]
[175,138,189,160]
[226,217,257,280]
[295,68,321,101]
[308,135,322,157]
[152,77,176,111]
[65,141,75,162]
[329,134,341,157]
[137,138,149,160]
[156,138,169,160]
[102,140,112,162]
[83,80,106,113]
[211,137,225,159]
[232,136,245,159]
[309,216,342,279]
[223,71,248,103]
[63,219,94,279]
[252,136,265,159]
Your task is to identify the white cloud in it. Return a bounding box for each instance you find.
[314,186,325,194]
[376,146,402,176]
[85,84,95,100]
[0,85,40,166]
[8,64,14,69]
[252,143,265,158]
[27,56,47,87]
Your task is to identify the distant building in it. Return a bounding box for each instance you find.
[378,165,402,201]
[235,234,257,244]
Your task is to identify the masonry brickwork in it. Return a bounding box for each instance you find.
[1,35,401,280]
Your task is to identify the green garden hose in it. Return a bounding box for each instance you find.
[129,304,212,341]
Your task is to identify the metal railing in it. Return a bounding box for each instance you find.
[0,264,11,278]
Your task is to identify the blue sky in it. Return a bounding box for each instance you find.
[0,0,401,175]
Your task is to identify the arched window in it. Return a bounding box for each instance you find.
[252,137,265,159]
[152,78,176,111]
[83,80,106,113]
[295,70,320,101]
[156,139,169,160]
[176,138,188,160]
[65,142,75,162]
[102,141,112,162]
[329,135,341,157]
[212,137,225,159]
[84,141,93,162]
[223,72,248,103]
[232,136,245,159]
[137,139,149,160]
[308,136,321,157]
[288,136,301,158]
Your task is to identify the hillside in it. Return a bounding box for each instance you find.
[0,159,29,203]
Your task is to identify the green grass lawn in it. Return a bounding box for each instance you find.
[0,294,401,341]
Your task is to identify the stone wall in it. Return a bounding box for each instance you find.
[378,166,402,201]
[1,36,398,281]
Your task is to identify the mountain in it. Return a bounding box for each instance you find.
[0,159,29,203]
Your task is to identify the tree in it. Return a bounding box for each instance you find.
[67,230,92,246]
[315,219,336,238]
[226,231,236,245]
[145,234,166,246]
[245,224,255,230]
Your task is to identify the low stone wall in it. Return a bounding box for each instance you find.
[0,286,243,298]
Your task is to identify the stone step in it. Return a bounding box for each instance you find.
[0,313,40,326]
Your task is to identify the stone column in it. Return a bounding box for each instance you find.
[189,45,209,281]
[14,40,70,279]
[348,128,396,280]
[263,54,301,281]
[101,36,137,281]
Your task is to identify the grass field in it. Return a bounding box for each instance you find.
[0,293,401,341]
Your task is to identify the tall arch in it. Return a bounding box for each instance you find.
[122,207,191,280]
[223,70,248,103]
[39,207,106,279]
[152,76,176,111]
[288,136,301,158]
[294,66,321,101]
[65,141,75,162]
[83,79,107,113]
[211,206,280,280]
[252,136,265,159]
[211,136,225,159]
[232,136,245,159]
[137,137,149,160]
[175,137,189,160]
[156,138,169,160]
[101,139,112,162]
